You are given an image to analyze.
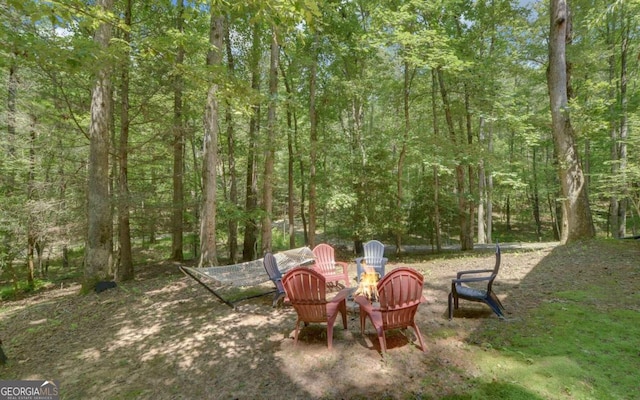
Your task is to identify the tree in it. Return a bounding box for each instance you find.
[115,0,134,281]
[171,0,186,262]
[85,0,115,289]
[547,0,595,243]
[199,11,224,267]
[242,23,261,262]
[260,26,279,254]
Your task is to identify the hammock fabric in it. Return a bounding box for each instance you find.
[180,247,314,308]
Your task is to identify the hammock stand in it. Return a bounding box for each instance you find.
[179,247,314,308]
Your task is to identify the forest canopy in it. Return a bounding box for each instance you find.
[1,0,638,289]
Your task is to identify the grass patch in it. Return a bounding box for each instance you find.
[463,293,640,399]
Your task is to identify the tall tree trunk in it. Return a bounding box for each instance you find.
[261,27,278,254]
[27,116,37,288]
[171,0,185,261]
[395,61,411,255]
[85,0,115,289]
[224,17,238,262]
[116,0,133,281]
[617,13,629,238]
[7,62,17,188]
[477,117,487,244]
[308,33,318,248]
[436,67,469,250]
[548,0,594,243]
[279,56,297,249]
[431,69,442,251]
[199,13,224,267]
[532,147,542,241]
[242,24,261,261]
[463,84,474,250]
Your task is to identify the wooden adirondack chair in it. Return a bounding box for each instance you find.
[282,267,350,349]
[355,240,388,282]
[312,244,351,288]
[448,244,505,319]
[355,267,426,353]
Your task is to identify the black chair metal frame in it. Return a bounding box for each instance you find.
[448,244,505,319]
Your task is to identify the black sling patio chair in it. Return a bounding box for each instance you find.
[448,244,505,319]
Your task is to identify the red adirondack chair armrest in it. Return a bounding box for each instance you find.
[354,295,378,312]
[331,287,352,304]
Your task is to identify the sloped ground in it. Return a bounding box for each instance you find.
[0,240,637,399]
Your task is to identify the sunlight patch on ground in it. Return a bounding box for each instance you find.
[108,324,161,351]
[475,350,589,399]
[78,347,101,361]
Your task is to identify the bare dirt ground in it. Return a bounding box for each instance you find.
[1,240,638,399]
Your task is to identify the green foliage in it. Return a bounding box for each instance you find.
[2,0,640,292]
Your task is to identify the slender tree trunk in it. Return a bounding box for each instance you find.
[617,13,629,238]
[85,0,114,290]
[532,147,542,241]
[199,13,224,267]
[437,67,469,250]
[242,24,261,261]
[477,117,487,244]
[308,33,318,248]
[171,0,185,261]
[431,69,442,251]
[464,84,474,250]
[548,0,594,243]
[261,27,278,254]
[7,62,17,188]
[486,121,494,243]
[279,56,297,249]
[608,36,619,238]
[27,116,37,288]
[294,111,308,245]
[224,18,238,262]
[116,0,133,281]
[395,61,411,255]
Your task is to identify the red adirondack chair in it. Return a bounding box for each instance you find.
[282,267,350,349]
[355,267,426,354]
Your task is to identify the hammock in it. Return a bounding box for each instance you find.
[179,247,314,308]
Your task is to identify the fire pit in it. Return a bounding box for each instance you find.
[354,266,380,302]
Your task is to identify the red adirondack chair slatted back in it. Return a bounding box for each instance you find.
[282,267,350,349]
[355,266,426,353]
[377,268,424,331]
[283,267,328,323]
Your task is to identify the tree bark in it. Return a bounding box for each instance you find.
[261,27,279,254]
[395,61,412,255]
[242,24,261,261]
[617,13,629,238]
[431,69,442,251]
[199,13,224,267]
[171,0,185,261]
[477,117,487,245]
[224,17,238,262]
[547,0,594,243]
[116,0,134,281]
[437,67,470,250]
[308,33,318,248]
[463,83,475,250]
[85,0,115,289]
[279,55,297,249]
